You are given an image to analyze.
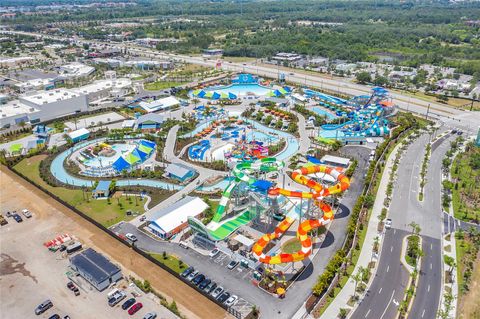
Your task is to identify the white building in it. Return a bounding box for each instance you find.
[0,89,88,127]
[138,96,180,113]
[272,52,303,62]
[0,56,34,67]
[72,78,132,103]
[14,78,55,92]
[59,62,95,79]
[124,60,172,70]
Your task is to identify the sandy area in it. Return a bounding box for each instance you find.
[458,257,480,319]
[0,167,229,319]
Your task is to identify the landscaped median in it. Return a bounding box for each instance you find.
[398,233,422,319]
[311,113,429,319]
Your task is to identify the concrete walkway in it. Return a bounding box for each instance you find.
[319,143,402,319]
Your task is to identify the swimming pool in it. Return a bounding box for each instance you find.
[206,83,272,96]
[312,107,338,120]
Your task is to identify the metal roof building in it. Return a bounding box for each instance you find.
[69,248,122,291]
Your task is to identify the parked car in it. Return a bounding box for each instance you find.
[192,274,205,285]
[35,300,53,315]
[108,290,127,307]
[211,286,224,298]
[227,260,239,270]
[48,315,60,319]
[143,312,157,319]
[181,266,194,278]
[125,233,137,242]
[217,292,230,303]
[186,270,198,282]
[240,259,249,268]
[225,295,238,307]
[198,278,211,290]
[179,243,189,249]
[385,218,392,230]
[204,281,216,293]
[66,242,82,254]
[21,209,32,218]
[209,248,220,258]
[12,213,23,223]
[128,302,143,315]
[121,298,136,310]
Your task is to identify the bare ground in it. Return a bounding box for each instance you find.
[458,256,480,319]
[0,167,230,319]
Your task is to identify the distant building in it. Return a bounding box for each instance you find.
[68,128,90,143]
[59,62,95,79]
[0,56,34,67]
[321,155,351,168]
[272,52,302,64]
[203,49,224,57]
[69,248,122,291]
[165,163,195,182]
[147,196,208,239]
[124,60,173,70]
[72,78,132,103]
[388,70,417,82]
[14,78,56,93]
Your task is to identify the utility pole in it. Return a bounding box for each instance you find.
[425,103,430,120]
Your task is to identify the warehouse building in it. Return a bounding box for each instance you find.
[138,96,180,113]
[165,163,195,182]
[147,196,208,239]
[72,78,132,103]
[69,248,122,291]
[68,128,90,143]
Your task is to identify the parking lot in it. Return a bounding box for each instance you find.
[0,169,229,319]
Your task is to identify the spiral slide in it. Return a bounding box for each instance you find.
[251,165,350,264]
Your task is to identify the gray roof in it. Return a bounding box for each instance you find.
[165,163,194,178]
[135,113,165,125]
[70,248,121,284]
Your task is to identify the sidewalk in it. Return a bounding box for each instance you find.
[319,143,402,319]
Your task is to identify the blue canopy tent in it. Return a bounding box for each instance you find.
[195,90,207,98]
[228,92,238,100]
[140,139,156,149]
[112,156,130,172]
[131,148,148,162]
[211,92,221,100]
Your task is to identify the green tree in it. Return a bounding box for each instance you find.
[356,71,372,84]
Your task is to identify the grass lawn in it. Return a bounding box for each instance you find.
[222,56,258,63]
[13,156,145,228]
[390,89,480,111]
[456,233,470,293]
[281,238,302,254]
[450,147,480,223]
[143,81,185,91]
[150,253,189,274]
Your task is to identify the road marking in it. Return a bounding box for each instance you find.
[379,287,383,294]
[391,246,394,252]
[430,263,433,270]
[379,290,395,319]
[393,299,399,306]
[394,229,396,235]
[430,243,433,250]
[428,285,430,292]
[365,309,371,318]
[422,309,426,318]
[386,265,390,273]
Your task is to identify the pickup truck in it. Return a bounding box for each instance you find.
[108,290,127,307]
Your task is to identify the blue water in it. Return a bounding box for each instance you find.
[318,129,346,139]
[206,83,272,96]
[312,107,338,120]
[50,139,183,190]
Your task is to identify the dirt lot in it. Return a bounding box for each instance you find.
[458,258,480,319]
[0,167,229,319]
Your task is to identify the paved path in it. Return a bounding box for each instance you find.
[320,141,402,319]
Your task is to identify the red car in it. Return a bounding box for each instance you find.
[128,302,143,315]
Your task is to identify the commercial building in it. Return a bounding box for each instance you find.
[14,78,56,92]
[147,196,208,239]
[59,62,95,79]
[69,248,122,291]
[124,60,173,70]
[72,78,132,103]
[0,88,88,127]
[203,49,224,57]
[0,56,34,67]
[68,128,90,143]
[138,96,180,113]
[272,52,302,63]
[165,163,195,182]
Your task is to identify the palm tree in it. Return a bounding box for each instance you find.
[72,118,79,130]
[408,221,421,235]
[352,266,364,299]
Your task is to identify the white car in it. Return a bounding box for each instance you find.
[187,270,198,282]
[125,233,137,242]
[211,286,224,299]
[21,209,32,218]
[209,248,220,258]
[385,218,392,230]
[225,295,238,307]
[143,312,157,319]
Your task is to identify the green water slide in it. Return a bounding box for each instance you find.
[188,158,285,241]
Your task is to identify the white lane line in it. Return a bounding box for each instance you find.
[422,309,426,318]
[428,285,430,292]
[365,309,371,318]
[391,246,394,252]
[380,290,395,319]
[430,243,433,250]
[430,263,433,270]
[379,287,383,294]
[386,265,390,273]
